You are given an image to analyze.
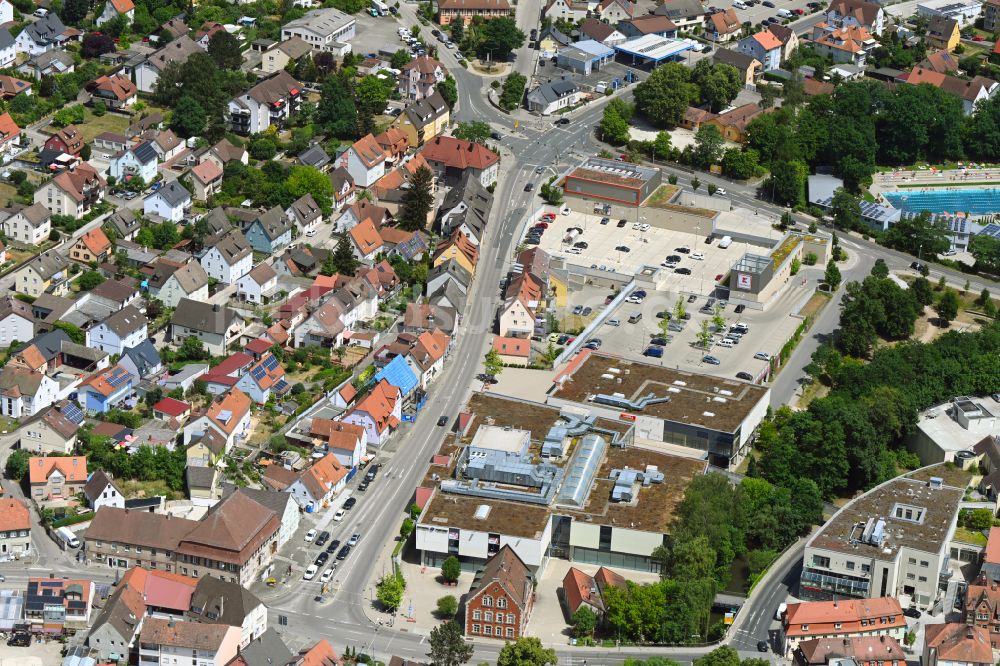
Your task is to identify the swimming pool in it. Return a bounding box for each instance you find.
[883,188,1000,215]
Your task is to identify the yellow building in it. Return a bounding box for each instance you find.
[432,230,478,275]
[926,16,960,52]
[392,91,450,147]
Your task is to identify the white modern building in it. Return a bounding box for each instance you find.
[280,8,356,53]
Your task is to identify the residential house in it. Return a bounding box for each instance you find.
[738,30,783,70]
[28,455,87,504]
[307,418,365,468]
[104,208,142,241]
[329,167,357,209]
[88,582,146,660]
[235,353,289,403]
[538,26,574,52]
[0,363,58,418]
[899,68,999,114]
[432,230,479,274]
[286,193,324,235]
[379,227,428,261]
[18,403,80,455]
[17,50,75,79]
[297,144,330,169]
[139,619,241,666]
[780,598,906,654]
[86,305,148,356]
[44,125,83,156]
[349,218,384,263]
[464,546,533,640]
[84,470,125,511]
[706,103,766,142]
[78,365,135,414]
[153,397,190,423]
[375,125,413,164]
[0,112,18,155]
[420,136,500,187]
[200,230,253,285]
[618,16,678,38]
[280,8,356,52]
[335,200,391,233]
[244,207,293,254]
[237,263,279,305]
[562,566,626,619]
[261,36,312,74]
[543,0,587,22]
[708,9,742,42]
[190,160,224,202]
[110,140,158,185]
[187,428,226,469]
[293,299,345,348]
[986,0,1000,32]
[794,636,905,666]
[287,641,342,666]
[526,78,580,115]
[174,491,280,587]
[86,278,140,312]
[93,132,129,155]
[810,23,877,65]
[227,71,303,135]
[426,259,471,302]
[202,138,249,172]
[35,163,106,219]
[70,227,112,264]
[0,296,34,347]
[399,55,448,101]
[403,302,456,336]
[921,49,960,73]
[118,338,163,379]
[97,0,135,26]
[148,260,210,308]
[144,181,191,222]
[578,18,628,47]
[90,74,137,109]
[170,300,245,356]
[182,388,253,453]
[653,0,705,30]
[131,36,201,93]
[343,134,387,188]
[499,272,543,338]
[2,202,50,246]
[0,497,29,558]
[0,75,30,99]
[187,575,267,648]
[391,91,450,147]
[15,13,69,56]
[406,329,450,389]
[13,250,68,298]
[234,628,293,666]
[599,0,633,23]
[286,452,348,509]
[24,578,95,629]
[437,0,512,25]
[926,16,960,52]
[342,379,401,448]
[963,578,1000,647]
[924,624,991,666]
[768,23,800,61]
[0,29,14,69]
[826,0,885,35]
[84,507,199,571]
[492,335,530,365]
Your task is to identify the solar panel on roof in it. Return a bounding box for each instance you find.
[61,403,84,424]
[251,365,266,381]
[262,355,279,371]
[274,379,288,391]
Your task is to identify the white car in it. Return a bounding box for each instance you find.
[691,252,705,260]
[320,568,335,583]
[640,223,650,231]
[333,509,345,521]
[445,41,455,48]
[304,529,317,542]
[305,229,317,237]
[303,565,318,580]
[716,188,727,196]
[606,318,621,326]
[632,222,641,230]
[567,247,583,254]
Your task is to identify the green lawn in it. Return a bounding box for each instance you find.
[76,108,131,144]
[954,526,988,546]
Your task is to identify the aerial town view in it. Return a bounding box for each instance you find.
[0,0,996,663]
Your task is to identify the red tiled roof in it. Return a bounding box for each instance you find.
[28,456,87,484]
[492,335,530,357]
[152,397,190,418]
[420,136,499,171]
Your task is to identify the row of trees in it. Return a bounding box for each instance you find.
[737,81,1000,203]
[634,61,742,128]
[752,265,1000,499]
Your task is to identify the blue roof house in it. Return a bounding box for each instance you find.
[374,355,418,398]
[244,206,293,254]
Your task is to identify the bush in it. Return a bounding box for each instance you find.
[441,555,461,583]
[437,595,458,618]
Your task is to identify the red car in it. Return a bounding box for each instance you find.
[973,35,985,41]
[541,213,556,221]
[534,222,548,229]
[793,8,804,14]
[715,274,724,281]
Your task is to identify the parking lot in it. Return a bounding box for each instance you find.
[528,207,744,296]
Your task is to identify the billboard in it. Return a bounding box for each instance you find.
[736,273,753,290]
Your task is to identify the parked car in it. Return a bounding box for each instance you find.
[326,539,341,554]
[303,565,319,580]
[691,252,704,260]
[336,545,351,560]
[676,246,691,254]
[349,533,361,546]
[315,531,330,547]
[903,607,922,619]
[343,497,357,510]
[650,337,668,346]
[687,294,697,303]
[703,355,721,365]
[757,641,769,653]
[606,318,621,326]
[305,529,317,542]
[600,217,610,225]
[437,415,449,427]
[615,245,631,252]
[675,267,692,275]
[754,351,770,361]
[320,568,335,583]
[314,551,329,566]
[736,372,754,381]
[643,346,663,358]
[333,509,345,521]
[524,183,534,192]
[735,304,746,313]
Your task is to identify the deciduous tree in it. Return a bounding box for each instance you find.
[428,621,473,666]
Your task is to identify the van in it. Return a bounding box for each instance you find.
[33,7,48,16]
[718,338,735,348]
[643,346,663,358]
[777,8,793,17]
[718,235,733,249]
[56,526,80,549]
[628,312,642,324]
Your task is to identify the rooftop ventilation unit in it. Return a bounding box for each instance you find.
[474,505,491,520]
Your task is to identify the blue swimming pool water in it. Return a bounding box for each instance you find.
[883,188,1000,215]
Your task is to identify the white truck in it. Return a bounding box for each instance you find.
[56,526,80,549]
[718,235,733,249]
[372,0,388,15]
